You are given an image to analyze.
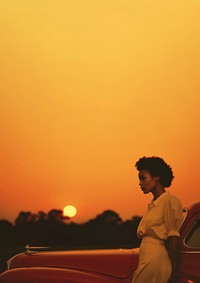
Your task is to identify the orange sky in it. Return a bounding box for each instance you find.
[0,0,200,224]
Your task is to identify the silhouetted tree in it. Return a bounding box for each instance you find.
[86,210,122,225]
[0,209,143,253]
[0,219,15,267]
[47,209,68,223]
[0,219,13,248]
[121,215,142,247]
[37,211,47,222]
[15,211,32,225]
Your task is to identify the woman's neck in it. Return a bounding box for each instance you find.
[152,186,166,200]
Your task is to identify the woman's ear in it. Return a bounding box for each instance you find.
[154,176,160,182]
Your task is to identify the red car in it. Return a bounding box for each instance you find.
[0,201,199,283]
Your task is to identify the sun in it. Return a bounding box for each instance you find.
[63,205,77,218]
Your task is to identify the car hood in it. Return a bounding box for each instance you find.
[9,249,138,279]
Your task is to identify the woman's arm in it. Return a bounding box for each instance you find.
[167,236,180,283]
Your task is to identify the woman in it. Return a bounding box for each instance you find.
[131,156,183,283]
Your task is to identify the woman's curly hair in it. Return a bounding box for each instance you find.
[135,156,174,188]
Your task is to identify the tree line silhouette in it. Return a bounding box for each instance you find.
[0,209,142,263]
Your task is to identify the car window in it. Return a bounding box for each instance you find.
[185,217,200,248]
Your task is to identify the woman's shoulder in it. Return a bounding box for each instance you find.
[164,191,182,207]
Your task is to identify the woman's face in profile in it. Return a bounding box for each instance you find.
[138,170,158,194]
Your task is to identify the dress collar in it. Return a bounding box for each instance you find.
[148,191,169,208]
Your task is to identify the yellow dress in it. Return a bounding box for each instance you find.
[131,192,183,283]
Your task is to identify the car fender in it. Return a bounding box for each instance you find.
[0,267,123,283]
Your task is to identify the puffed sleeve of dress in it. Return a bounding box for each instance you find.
[164,195,183,237]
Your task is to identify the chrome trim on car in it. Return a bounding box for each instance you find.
[181,208,188,225]
[7,253,25,270]
[25,245,50,254]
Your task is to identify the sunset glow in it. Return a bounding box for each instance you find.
[0,1,200,224]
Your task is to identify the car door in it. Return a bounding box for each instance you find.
[179,212,200,283]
